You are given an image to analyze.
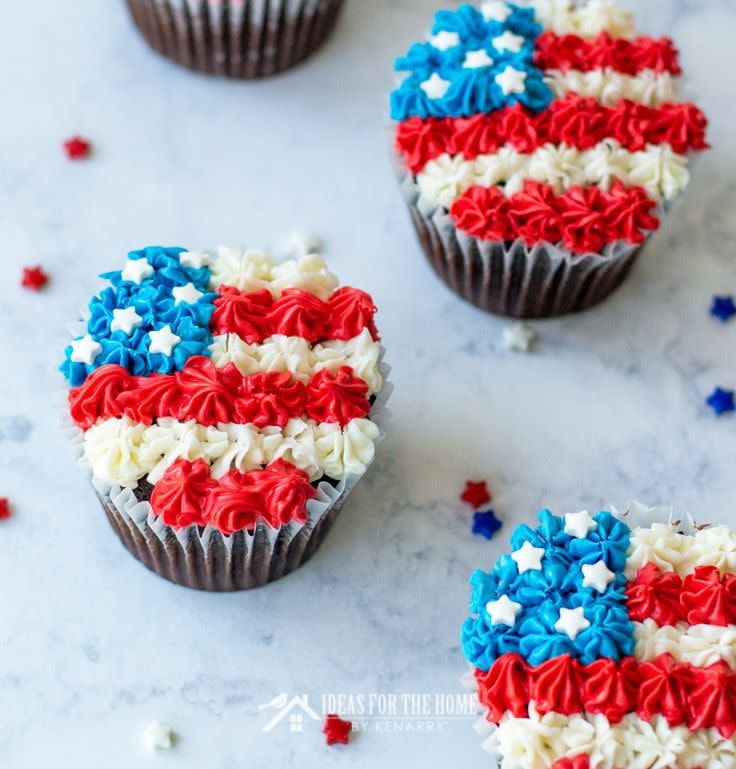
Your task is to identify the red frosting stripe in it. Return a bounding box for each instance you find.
[475,652,736,738]
[150,458,316,533]
[211,285,379,345]
[395,95,709,174]
[551,757,590,769]
[449,180,658,251]
[68,359,370,430]
[627,563,736,627]
[534,32,682,75]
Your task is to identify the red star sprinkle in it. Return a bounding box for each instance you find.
[63,136,92,159]
[21,265,50,291]
[322,714,352,746]
[460,480,492,509]
[0,499,11,519]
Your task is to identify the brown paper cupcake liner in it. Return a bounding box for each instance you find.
[125,0,344,79]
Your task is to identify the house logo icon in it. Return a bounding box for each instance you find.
[257,693,320,733]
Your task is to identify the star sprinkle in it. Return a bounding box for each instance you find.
[323,714,352,746]
[481,1,511,22]
[461,480,492,508]
[172,282,204,305]
[148,325,181,356]
[70,334,102,365]
[495,66,527,96]
[142,721,176,751]
[710,295,736,323]
[581,560,615,593]
[472,510,503,540]
[110,306,143,335]
[21,265,49,291]
[485,595,522,627]
[286,231,322,257]
[430,30,460,51]
[63,136,91,159]
[706,387,735,415]
[554,607,590,641]
[463,49,495,69]
[503,322,536,353]
[121,258,154,284]
[0,498,11,520]
[564,510,597,539]
[179,250,211,269]
[420,72,451,100]
[492,31,525,53]
[511,541,545,573]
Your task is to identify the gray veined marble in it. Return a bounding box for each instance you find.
[0,1,733,767]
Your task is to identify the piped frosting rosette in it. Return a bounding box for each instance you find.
[460,502,736,769]
[61,244,391,591]
[390,1,708,318]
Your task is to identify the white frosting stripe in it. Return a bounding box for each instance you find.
[545,68,679,107]
[493,705,735,769]
[83,416,380,488]
[633,618,736,670]
[415,144,689,209]
[532,0,636,39]
[208,328,383,395]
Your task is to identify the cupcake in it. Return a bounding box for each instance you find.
[61,243,390,591]
[461,503,736,767]
[125,0,344,79]
[390,1,709,318]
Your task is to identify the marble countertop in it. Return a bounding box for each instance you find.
[0,0,734,766]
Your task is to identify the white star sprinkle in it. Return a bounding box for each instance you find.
[172,282,204,305]
[70,334,102,365]
[511,541,545,573]
[420,72,451,100]
[121,258,154,284]
[148,325,181,356]
[492,31,525,53]
[564,510,598,539]
[463,49,494,69]
[485,595,522,627]
[481,1,511,22]
[110,306,143,335]
[142,721,176,751]
[179,250,210,269]
[554,607,590,641]
[503,322,536,353]
[495,65,527,96]
[430,30,461,51]
[286,231,322,257]
[582,561,615,593]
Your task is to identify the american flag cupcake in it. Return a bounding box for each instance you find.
[61,244,390,591]
[391,1,709,318]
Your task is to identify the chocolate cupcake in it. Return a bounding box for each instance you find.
[461,503,736,766]
[125,0,344,79]
[390,1,708,318]
[61,244,390,591]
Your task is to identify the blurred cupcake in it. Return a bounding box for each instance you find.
[390,1,708,318]
[61,243,390,591]
[125,0,344,78]
[461,503,736,765]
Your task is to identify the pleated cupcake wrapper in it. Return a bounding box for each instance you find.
[396,164,673,320]
[125,0,344,79]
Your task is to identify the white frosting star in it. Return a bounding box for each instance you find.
[485,595,523,627]
[565,510,598,538]
[179,250,210,269]
[495,65,527,96]
[554,607,590,641]
[148,325,181,356]
[430,30,461,51]
[70,334,102,365]
[172,282,204,305]
[582,560,615,593]
[142,721,175,751]
[110,306,143,335]
[492,31,525,53]
[121,258,154,284]
[420,73,451,100]
[511,541,545,573]
[481,1,511,22]
[503,322,536,353]
[463,49,494,69]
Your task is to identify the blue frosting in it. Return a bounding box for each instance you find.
[462,509,634,671]
[60,246,217,386]
[390,3,553,121]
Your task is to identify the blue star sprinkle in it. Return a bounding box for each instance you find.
[710,295,736,323]
[706,387,735,416]
[472,510,503,540]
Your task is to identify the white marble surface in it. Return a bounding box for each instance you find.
[0,1,734,766]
